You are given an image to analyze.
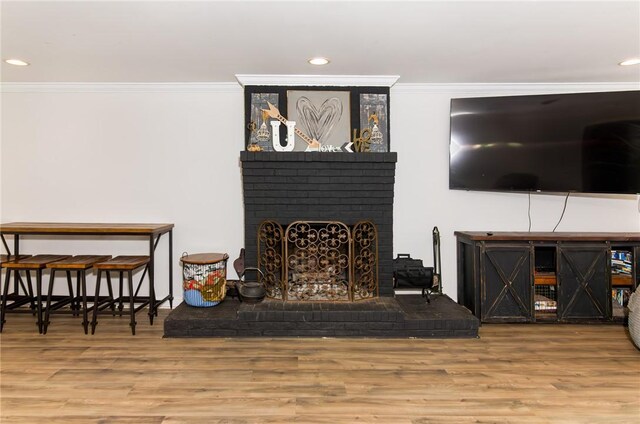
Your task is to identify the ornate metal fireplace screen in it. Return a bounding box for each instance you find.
[258,220,378,302]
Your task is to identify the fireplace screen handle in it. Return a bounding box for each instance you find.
[240,267,265,282]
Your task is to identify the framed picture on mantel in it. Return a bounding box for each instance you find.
[244,85,390,153]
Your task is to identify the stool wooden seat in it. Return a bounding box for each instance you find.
[2,255,68,270]
[44,255,111,334]
[1,254,34,309]
[92,255,150,335]
[1,254,70,333]
[94,256,150,270]
[1,254,31,263]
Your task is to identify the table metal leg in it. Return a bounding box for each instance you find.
[13,236,19,295]
[1,234,10,256]
[148,235,156,324]
[169,229,174,308]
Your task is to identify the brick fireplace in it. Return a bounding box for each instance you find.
[165,150,479,337]
[240,151,397,297]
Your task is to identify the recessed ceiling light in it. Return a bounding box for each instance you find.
[619,58,640,66]
[5,58,30,66]
[308,57,330,66]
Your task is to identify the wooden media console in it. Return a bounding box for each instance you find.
[455,231,639,323]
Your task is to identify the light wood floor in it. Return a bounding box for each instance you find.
[1,309,639,424]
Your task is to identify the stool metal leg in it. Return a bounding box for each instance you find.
[75,271,82,316]
[35,269,43,334]
[65,270,76,315]
[6,271,35,310]
[23,280,34,311]
[106,272,115,315]
[24,271,34,320]
[81,270,89,335]
[12,267,18,300]
[43,269,56,334]
[6,271,36,313]
[90,269,102,335]
[15,272,34,311]
[118,271,124,312]
[128,270,136,335]
[24,271,36,315]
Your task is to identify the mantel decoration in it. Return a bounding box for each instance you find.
[244,85,390,153]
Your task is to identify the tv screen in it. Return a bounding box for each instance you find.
[449,90,640,194]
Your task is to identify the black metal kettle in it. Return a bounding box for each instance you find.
[238,267,266,303]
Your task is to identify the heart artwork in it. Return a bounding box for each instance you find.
[295,97,343,144]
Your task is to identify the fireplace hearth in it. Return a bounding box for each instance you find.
[164,294,480,338]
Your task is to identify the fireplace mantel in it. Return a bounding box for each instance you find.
[240,151,397,163]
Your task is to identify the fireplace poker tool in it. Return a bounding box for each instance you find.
[433,226,442,295]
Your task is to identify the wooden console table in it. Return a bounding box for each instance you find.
[455,231,639,323]
[0,222,174,321]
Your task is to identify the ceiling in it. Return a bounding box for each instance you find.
[1,1,639,84]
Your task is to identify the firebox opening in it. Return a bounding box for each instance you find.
[258,220,378,302]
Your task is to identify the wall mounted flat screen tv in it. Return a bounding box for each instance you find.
[449,90,640,194]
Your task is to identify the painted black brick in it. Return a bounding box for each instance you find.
[241,152,397,297]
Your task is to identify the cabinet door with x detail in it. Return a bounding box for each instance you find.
[480,243,533,322]
[557,243,609,321]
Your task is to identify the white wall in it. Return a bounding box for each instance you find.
[392,84,640,295]
[1,82,639,303]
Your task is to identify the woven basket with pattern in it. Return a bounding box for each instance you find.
[628,289,640,349]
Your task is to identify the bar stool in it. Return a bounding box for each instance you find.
[43,255,111,334]
[1,254,35,314]
[91,255,150,335]
[1,255,70,333]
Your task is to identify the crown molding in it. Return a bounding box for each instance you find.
[0,82,242,93]
[392,82,640,94]
[235,74,400,87]
[2,81,637,94]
